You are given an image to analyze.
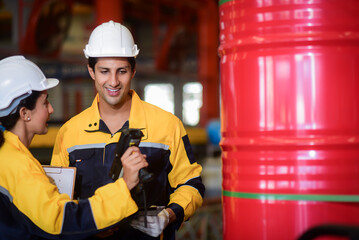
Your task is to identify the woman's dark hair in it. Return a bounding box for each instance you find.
[88,57,136,73]
[0,91,41,148]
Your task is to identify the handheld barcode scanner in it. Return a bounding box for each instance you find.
[109,128,154,227]
[109,128,154,183]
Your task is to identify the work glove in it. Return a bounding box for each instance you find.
[130,209,170,237]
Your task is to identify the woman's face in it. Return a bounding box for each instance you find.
[28,90,54,135]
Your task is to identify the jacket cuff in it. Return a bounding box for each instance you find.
[167,203,184,230]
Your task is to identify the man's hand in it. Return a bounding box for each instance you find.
[130,209,170,237]
[121,146,148,190]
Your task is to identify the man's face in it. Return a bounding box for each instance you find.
[88,57,135,108]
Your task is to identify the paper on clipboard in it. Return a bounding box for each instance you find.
[43,165,76,200]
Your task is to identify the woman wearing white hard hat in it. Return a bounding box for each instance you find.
[0,56,148,239]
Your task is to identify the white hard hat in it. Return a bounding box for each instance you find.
[83,20,140,59]
[0,56,59,117]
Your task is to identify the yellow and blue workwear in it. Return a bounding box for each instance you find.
[51,90,205,240]
[0,130,138,239]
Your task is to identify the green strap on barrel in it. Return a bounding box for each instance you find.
[219,0,235,5]
[223,190,359,202]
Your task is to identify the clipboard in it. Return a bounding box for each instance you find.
[43,165,76,200]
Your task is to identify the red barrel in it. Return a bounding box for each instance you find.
[218,0,359,239]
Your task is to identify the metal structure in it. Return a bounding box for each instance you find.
[219,0,359,239]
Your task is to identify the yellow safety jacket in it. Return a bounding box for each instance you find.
[0,130,138,239]
[51,90,205,240]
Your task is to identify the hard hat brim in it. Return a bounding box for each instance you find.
[83,49,140,59]
[0,78,59,117]
[43,78,59,90]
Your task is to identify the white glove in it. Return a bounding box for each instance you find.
[130,209,170,237]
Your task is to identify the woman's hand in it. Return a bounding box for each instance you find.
[121,146,148,190]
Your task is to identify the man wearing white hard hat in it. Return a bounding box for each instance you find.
[51,21,205,239]
[0,55,149,239]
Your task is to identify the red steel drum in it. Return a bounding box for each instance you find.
[218,0,359,239]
